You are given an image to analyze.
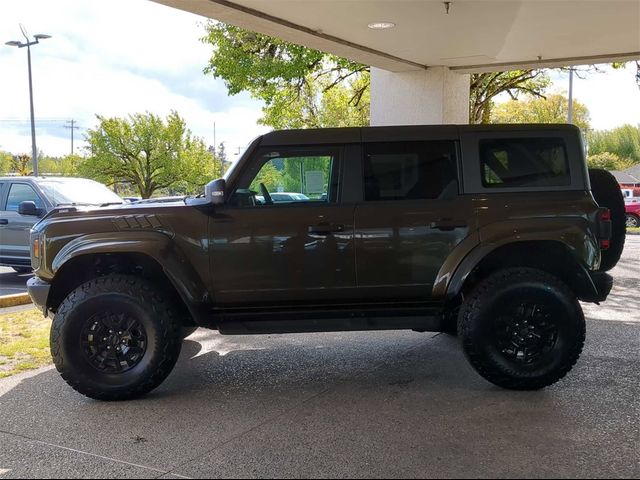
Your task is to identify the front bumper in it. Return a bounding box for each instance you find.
[27,277,51,314]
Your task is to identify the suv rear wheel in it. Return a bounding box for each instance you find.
[458,268,585,390]
[51,275,182,401]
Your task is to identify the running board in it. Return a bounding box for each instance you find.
[211,304,445,335]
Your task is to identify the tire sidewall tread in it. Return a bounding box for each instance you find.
[51,274,182,401]
[458,268,585,391]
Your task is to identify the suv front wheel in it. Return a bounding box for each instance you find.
[51,275,183,401]
[458,268,585,390]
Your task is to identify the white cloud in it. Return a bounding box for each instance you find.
[1,0,638,161]
[570,64,640,131]
[0,0,269,158]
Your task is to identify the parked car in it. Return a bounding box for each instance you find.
[0,176,123,272]
[270,192,311,203]
[626,201,640,227]
[27,124,625,401]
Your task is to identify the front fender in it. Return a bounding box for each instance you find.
[51,231,210,312]
[52,231,171,272]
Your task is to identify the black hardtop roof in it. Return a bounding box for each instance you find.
[258,124,580,146]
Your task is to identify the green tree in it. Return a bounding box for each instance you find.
[0,151,13,175]
[587,152,634,171]
[470,71,551,124]
[81,112,213,198]
[202,22,552,128]
[490,93,591,131]
[250,161,282,192]
[39,154,82,176]
[588,124,640,164]
[11,154,32,176]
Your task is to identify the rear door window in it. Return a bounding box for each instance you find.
[363,141,458,201]
[480,138,570,188]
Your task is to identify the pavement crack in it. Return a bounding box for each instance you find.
[0,428,174,477]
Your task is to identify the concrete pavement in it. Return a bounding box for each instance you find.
[0,238,638,479]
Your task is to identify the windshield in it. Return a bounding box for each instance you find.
[39,179,123,206]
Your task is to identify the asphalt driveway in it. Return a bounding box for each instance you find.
[0,238,638,479]
[0,267,30,296]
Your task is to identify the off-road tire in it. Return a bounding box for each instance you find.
[626,213,640,228]
[458,268,585,390]
[51,274,182,401]
[589,168,626,271]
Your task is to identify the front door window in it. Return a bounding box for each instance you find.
[231,150,337,207]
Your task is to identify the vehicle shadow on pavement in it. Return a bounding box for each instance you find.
[0,319,638,478]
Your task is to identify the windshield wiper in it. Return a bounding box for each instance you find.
[99,202,125,207]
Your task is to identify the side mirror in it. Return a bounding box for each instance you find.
[18,201,41,217]
[205,178,226,206]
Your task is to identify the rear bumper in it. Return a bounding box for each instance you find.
[584,271,613,303]
[27,277,51,314]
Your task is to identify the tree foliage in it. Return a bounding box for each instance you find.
[202,22,558,128]
[587,152,634,171]
[202,22,370,129]
[490,93,590,131]
[470,71,551,124]
[81,112,214,198]
[11,154,32,176]
[588,124,640,164]
[0,151,13,175]
[39,154,82,176]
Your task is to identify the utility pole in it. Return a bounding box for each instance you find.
[64,119,79,155]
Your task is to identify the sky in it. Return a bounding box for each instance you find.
[1,0,639,160]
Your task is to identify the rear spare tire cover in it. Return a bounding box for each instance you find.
[588,168,625,272]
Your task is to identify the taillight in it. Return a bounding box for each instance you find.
[599,208,611,250]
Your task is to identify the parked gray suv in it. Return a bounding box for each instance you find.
[0,176,123,271]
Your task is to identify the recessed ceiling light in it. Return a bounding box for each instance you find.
[367,22,396,30]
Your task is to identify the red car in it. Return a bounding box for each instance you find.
[626,200,640,228]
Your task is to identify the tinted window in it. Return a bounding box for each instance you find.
[6,183,44,212]
[233,148,337,206]
[480,138,570,188]
[363,141,458,201]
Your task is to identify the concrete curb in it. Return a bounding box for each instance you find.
[0,293,32,308]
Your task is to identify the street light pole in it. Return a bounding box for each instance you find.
[567,67,574,125]
[5,26,51,176]
[26,42,38,175]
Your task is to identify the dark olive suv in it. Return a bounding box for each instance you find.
[27,124,625,401]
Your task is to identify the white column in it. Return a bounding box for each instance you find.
[370,66,470,126]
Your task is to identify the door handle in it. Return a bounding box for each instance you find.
[0,219,8,225]
[429,218,467,231]
[308,223,345,235]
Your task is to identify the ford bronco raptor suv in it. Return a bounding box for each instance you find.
[26,124,624,401]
